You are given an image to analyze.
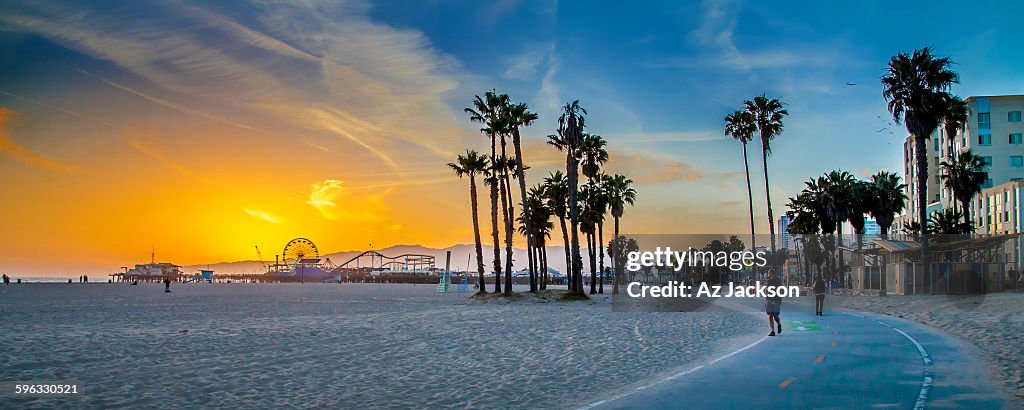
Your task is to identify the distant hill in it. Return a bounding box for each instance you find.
[181,244,611,275]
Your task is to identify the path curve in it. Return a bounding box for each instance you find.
[583,299,1010,409]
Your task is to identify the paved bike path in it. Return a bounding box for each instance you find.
[586,300,1010,409]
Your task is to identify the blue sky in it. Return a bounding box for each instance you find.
[0,0,1022,272]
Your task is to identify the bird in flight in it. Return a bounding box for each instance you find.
[846,82,857,86]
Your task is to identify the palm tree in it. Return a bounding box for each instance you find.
[593,175,611,293]
[542,171,572,286]
[606,174,636,294]
[940,150,988,227]
[466,91,510,293]
[848,180,874,249]
[517,185,551,292]
[578,185,597,292]
[448,150,489,293]
[868,172,908,238]
[548,100,588,296]
[725,110,759,252]
[928,208,973,236]
[744,95,788,259]
[496,155,516,295]
[502,101,540,291]
[579,133,608,294]
[882,47,963,290]
[942,96,971,152]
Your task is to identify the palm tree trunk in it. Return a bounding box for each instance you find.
[470,177,486,293]
[500,139,513,295]
[513,129,537,292]
[761,146,777,258]
[490,139,502,294]
[568,151,584,295]
[742,141,757,251]
[613,216,621,294]
[914,133,931,293]
[588,228,597,294]
[559,216,571,290]
[541,241,549,290]
[598,220,605,294]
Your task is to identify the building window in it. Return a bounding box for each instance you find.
[983,156,993,166]
[1010,111,1023,122]
[933,138,939,150]
[1011,133,1022,144]
[1011,156,1023,167]
[979,112,991,129]
[979,134,992,145]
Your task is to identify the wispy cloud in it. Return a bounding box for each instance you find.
[0,108,78,172]
[123,131,211,183]
[1,0,468,170]
[243,208,283,224]
[78,70,259,132]
[307,179,345,220]
[503,43,551,81]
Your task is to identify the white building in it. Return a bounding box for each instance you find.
[894,94,1024,264]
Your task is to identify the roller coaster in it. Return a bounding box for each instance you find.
[265,238,436,278]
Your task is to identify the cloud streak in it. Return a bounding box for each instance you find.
[0,108,78,172]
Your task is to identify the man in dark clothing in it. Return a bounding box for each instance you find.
[813,276,828,316]
[163,277,171,293]
[765,269,783,336]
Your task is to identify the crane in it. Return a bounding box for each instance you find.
[255,245,268,273]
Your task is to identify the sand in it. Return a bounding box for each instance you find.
[0,283,762,408]
[825,292,1024,404]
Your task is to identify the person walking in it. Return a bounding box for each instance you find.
[163,276,171,293]
[765,269,783,336]
[813,275,828,316]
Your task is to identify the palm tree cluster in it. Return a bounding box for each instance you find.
[451,94,637,297]
[881,47,971,283]
[786,170,908,281]
[724,95,788,261]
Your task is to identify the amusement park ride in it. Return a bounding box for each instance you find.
[258,238,438,282]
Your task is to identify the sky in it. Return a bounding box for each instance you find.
[1,0,1022,275]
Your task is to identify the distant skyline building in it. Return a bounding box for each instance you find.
[778,215,792,250]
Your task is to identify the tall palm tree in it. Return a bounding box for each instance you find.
[725,110,759,252]
[549,100,588,296]
[744,95,788,258]
[592,175,611,293]
[868,171,908,238]
[518,184,554,291]
[606,174,636,294]
[497,154,516,295]
[940,150,988,227]
[579,133,607,294]
[466,91,509,293]
[882,47,962,290]
[542,171,572,285]
[848,180,874,249]
[503,101,540,291]
[578,185,599,293]
[448,150,489,293]
[942,96,971,152]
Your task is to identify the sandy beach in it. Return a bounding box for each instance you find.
[825,292,1024,404]
[0,283,763,408]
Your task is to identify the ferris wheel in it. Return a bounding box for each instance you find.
[282,238,319,264]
